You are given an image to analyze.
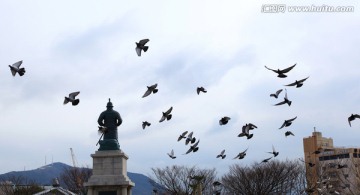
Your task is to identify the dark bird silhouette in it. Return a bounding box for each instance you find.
[63,91,80,106]
[177,131,188,141]
[159,107,173,122]
[270,89,283,99]
[167,149,176,159]
[268,145,279,157]
[348,114,360,127]
[9,60,26,76]
[233,148,248,160]
[219,116,231,125]
[299,158,315,167]
[285,76,309,88]
[216,150,226,159]
[185,131,196,145]
[184,139,200,154]
[238,123,256,139]
[142,83,158,98]
[285,131,295,137]
[261,157,272,163]
[274,89,291,106]
[196,87,207,95]
[135,39,149,56]
[264,63,296,78]
[142,121,151,129]
[279,116,297,129]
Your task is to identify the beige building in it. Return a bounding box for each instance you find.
[303,130,360,194]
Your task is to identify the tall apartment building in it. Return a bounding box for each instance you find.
[303,130,360,194]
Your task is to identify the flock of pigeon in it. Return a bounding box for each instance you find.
[7,38,359,165]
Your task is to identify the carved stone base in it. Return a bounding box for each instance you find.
[85,150,135,195]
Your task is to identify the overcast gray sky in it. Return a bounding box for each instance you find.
[0,0,359,177]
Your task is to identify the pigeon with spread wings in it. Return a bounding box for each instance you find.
[274,89,292,106]
[216,150,226,159]
[178,131,188,141]
[64,91,80,106]
[270,89,283,99]
[285,131,295,137]
[159,107,173,122]
[285,76,309,88]
[184,140,200,155]
[348,114,360,127]
[142,83,158,98]
[268,145,279,157]
[185,131,196,145]
[135,39,149,56]
[167,149,176,159]
[234,148,248,160]
[9,60,26,76]
[142,121,151,129]
[197,87,207,95]
[265,63,296,78]
[279,116,297,129]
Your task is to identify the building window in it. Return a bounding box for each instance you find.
[344,174,349,178]
[354,153,358,158]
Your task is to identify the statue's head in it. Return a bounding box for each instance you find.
[106,98,113,109]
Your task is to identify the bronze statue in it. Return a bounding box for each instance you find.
[97,99,122,150]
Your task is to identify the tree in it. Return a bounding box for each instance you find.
[59,166,92,194]
[150,165,217,195]
[221,159,306,195]
[0,175,43,195]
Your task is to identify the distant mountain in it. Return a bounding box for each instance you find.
[0,162,156,195]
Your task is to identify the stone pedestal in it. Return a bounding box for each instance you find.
[85,150,135,195]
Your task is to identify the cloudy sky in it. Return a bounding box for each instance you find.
[0,0,359,177]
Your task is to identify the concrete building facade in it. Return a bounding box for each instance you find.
[303,131,360,194]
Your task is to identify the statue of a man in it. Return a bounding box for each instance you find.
[97,99,122,150]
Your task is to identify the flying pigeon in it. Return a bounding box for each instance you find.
[135,39,149,56]
[159,107,173,122]
[63,91,80,106]
[264,63,296,78]
[142,83,158,98]
[348,114,360,127]
[142,121,151,129]
[298,158,315,167]
[285,131,295,137]
[233,148,248,160]
[167,149,176,159]
[279,116,297,129]
[177,131,188,141]
[268,145,279,157]
[274,89,291,106]
[9,60,26,76]
[261,157,272,163]
[219,116,231,125]
[216,150,226,159]
[285,76,310,88]
[184,139,200,154]
[270,89,283,99]
[185,131,196,145]
[197,87,207,95]
[238,123,256,139]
